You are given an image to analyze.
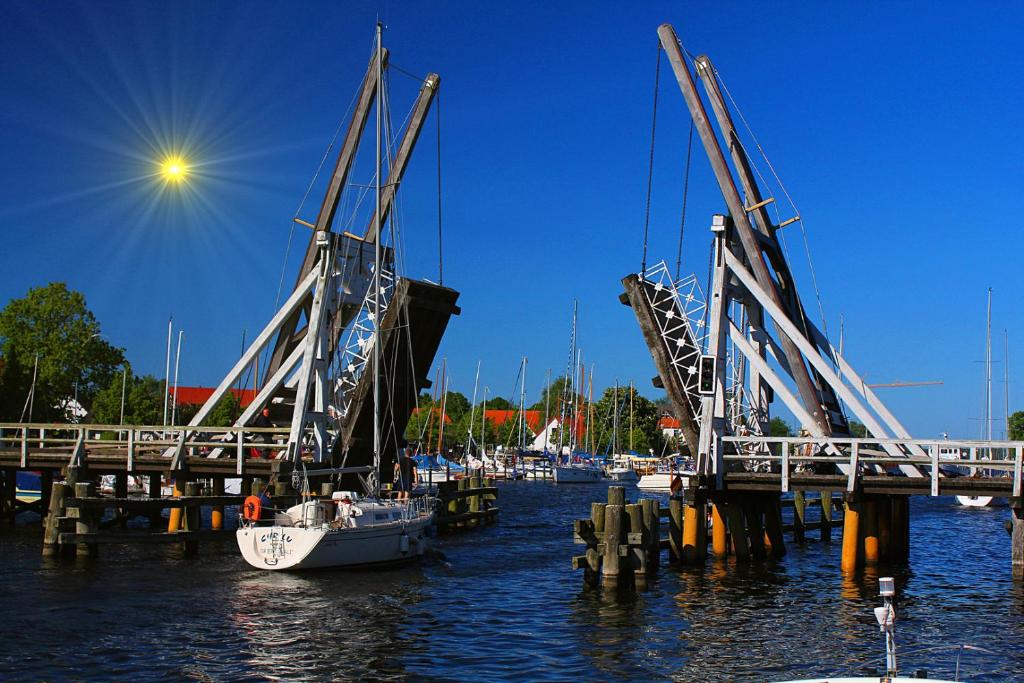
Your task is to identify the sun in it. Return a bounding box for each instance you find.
[160,156,188,182]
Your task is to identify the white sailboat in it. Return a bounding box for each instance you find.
[552,301,604,484]
[238,24,434,570]
[957,289,1003,508]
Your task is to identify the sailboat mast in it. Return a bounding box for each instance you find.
[480,388,488,458]
[629,380,634,453]
[467,360,480,458]
[519,356,528,452]
[372,21,382,493]
[544,368,551,455]
[1005,330,1010,440]
[986,288,992,441]
[613,379,619,455]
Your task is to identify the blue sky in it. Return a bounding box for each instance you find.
[1,2,1021,438]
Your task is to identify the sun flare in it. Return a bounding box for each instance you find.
[160,156,188,182]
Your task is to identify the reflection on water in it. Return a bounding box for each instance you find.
[1,486,1023,681]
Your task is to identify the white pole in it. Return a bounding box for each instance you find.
[467,360,481,458]
[986,288,992,442]
[119,367,127,429]
[171,330,184,426]
[372,20,382,495]
[162,317,172,427]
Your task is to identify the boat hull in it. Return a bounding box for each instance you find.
[607,468,638,482]
[237,515,432,570]
[553,465,603,483]
[637,472,692,490]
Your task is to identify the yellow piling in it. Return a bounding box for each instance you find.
[841,499,861,574]
[863,498,880,566]
[211,477,225,530]
[682,504,700,563]
[711,503,728,557]
[167,479,183,532]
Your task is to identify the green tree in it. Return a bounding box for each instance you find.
[848,420,869,438]
[528,375,581,416]
[483,396,514,411]
[0,282,125,421]
[92,372,164,425]
[1010,411,1024,441]
[768,417,793,437]
[589,385,663,454]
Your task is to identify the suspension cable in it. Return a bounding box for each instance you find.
[675,120,694,280]
[640,43,661,275]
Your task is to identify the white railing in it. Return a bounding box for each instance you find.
[719,435,1024,497]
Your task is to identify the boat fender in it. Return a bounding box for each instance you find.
[400,532,410,554]
[242,495,262,522]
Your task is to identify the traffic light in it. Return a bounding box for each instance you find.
[698,355,716,395]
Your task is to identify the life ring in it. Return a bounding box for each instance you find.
[242,495,262,521]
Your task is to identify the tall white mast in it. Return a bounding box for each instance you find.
[518,356,528,452]
[1005,329,1010,440]
[543,368,551,455]
[986,288,992,441]
[467,360,481,457]
[372,21,383,493]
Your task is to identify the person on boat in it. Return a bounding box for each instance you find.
[393,446,418,501]
[333,495,358,528]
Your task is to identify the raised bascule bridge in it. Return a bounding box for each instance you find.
[576,23,1023,588]
[0,46,459,556]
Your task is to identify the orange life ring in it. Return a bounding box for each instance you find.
[242,495,262,521]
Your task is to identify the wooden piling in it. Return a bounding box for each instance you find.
[792,490,806,542]
[40,470,53,525]
[1,468,15,523]
[763,495,786,558]
[469,475,482,527]
[725,500,750,561]
[863,497,880,566]
[607,486,626,508]
[626,503,646,587]
[146,474,163,527]
[642,499,659,571]
[668,498,684,563]
[74,482,97,558]
[601,504,624,587]
[183,482,201,556]
[745,498,767,560]
[211,477,225,530]
[820,490,834,542]
[1012,504,1024,579]
[711,502,728,558]
[42,481,67,557]
[586,502,606,585]
[877,496,892,561]
[841,496,861,574]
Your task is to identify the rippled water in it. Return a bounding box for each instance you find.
[2,482,1024,681]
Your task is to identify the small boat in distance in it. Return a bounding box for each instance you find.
[637,455,695,491]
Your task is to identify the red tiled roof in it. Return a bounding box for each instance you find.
[169,386,258,408]
[659,416,681,429]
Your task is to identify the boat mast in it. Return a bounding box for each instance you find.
[543,368,551,455]
[1005,329,1011,440]
[613,379,619,456]
[480,387,488,458]
[372,20,382,495]
[629,380,634,453]
[467,360,480,458]
[519,356,528,453]
[986,288,992,441]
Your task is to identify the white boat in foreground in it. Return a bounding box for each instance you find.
[636,471,692,490]
[237,492,433,570]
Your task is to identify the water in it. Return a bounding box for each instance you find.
[2,482,1023,681]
